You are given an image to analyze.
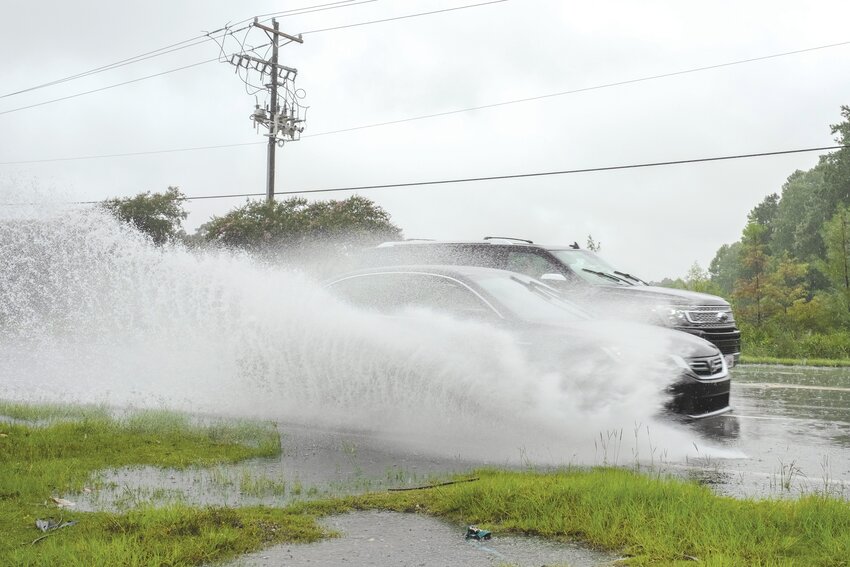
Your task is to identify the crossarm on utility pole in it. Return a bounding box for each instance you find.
[253,18,304,43]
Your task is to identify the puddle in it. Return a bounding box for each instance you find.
[73,422,484,511]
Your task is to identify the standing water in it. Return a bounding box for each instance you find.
[0,201,727,463]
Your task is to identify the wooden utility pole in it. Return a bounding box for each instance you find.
[266,20,280,202]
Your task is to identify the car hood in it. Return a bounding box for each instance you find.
[519,319,719,359]
[586,285,731,307]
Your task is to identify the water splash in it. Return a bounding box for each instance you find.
[0,200,731,463]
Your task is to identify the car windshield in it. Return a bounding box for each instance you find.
[548,249,643,286]
[473,274,591,324]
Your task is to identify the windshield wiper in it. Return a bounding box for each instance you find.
[510,275,563,301]
[614,271,648,285]
[582,268,632,285]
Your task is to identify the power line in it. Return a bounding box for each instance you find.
[179,144,850,199]
[300,0,508,34]
[235,0,376,28]
[0,0,369,101]
[260,0,380,22]
[0,59,219,117]
[305,40,850,138]
[11,144,839,206]
[0,0,505,118]
[3,32,849,157]
[0,40,279,118]
[0,35,218,100]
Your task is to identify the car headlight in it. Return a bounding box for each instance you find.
[653,305,688,326]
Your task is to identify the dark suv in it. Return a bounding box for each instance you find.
[355,238,741,366]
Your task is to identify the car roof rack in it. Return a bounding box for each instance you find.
[483,236,534,244]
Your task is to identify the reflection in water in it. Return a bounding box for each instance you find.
[687,414,741,442]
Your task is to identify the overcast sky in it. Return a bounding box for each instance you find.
[2,0,849,280]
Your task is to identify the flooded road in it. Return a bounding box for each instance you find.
[683,364,850,498]
[71,364,850,512]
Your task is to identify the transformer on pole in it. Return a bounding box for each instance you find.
[225,18,306,202]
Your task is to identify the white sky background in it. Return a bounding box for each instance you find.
[2,0,849,281]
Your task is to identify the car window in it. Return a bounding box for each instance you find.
[329,273,498,318]
[475,275,590,323]
[504,251,564,279]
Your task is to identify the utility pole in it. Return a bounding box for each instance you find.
[266,19,280,202]
[226,18,305,202]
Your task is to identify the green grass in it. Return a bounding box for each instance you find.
[339,469,850,566]
[740,355,850,367]
[0,401,324,566]
[0,400,112,422]
[4,401,850,566]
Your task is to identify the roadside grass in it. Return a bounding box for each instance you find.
[338,468,850,566]
[3,400,850,565]
[740,355,850,367]
[0,401,325,566]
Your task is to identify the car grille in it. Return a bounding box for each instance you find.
[688,354,725,378]
[684,305,735,327]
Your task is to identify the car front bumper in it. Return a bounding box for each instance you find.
[666,374,732,419]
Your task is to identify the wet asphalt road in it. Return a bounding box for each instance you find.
[682,364,850,498]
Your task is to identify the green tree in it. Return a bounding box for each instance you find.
[821,105,850,210]
[748,193,780,241]
[586,234,601,252]
[683,262,723,295]
[821,204,850,311]
[102,186,188,245]
[734,222,773,326]
[708,242,742,296]
[199,195,402,254]
[764,252,808,317]
[771,167,829,262]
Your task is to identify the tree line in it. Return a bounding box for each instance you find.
[101,191,402,274]
[662,106,850,359]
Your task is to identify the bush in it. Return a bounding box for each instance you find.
[740,322,850,359]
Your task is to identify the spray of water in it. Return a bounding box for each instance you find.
[0,199,739,463]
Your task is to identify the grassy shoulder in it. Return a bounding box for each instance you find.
[3,401,850,566]
[740,355,850,367]
[341,469,850,566]
[0,401,326,566]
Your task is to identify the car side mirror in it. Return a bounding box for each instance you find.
[540,273,567,282]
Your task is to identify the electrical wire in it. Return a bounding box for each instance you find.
[0,34,215,100]
[3,29,850,163]
[0,39,277,118]
[234,0,374,27]
[300,0,507,34]
[0,0,508,118]
[0,59,219,117]
[1,29,848,124]
[4,144,845,206]
[177,144,850,199]
[0,0,371,100]
[303,40,850,139]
